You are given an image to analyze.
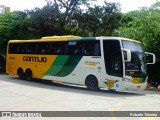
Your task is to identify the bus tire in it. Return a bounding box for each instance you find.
[17,68,25,80]
[25,69,32,81]
[85,75,99,90]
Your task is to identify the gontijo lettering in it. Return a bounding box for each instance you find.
[23,56,47,62]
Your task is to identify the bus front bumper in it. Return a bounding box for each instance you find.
[119,81,147,92]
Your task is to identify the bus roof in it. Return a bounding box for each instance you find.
[68,36,141,43]
[41,35,80,40]
[8,35,80,43]
[101,37,141,43]
[8,36,141,43]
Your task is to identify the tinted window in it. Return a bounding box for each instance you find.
[18,43,26,54]
[9,43,17,54]
[49,42,67,55]
[67,41,82,55]
[25,43,36,54]
[103,40,123,77]
[37,42,49,54]
[82,41,101,56]
[8,40,101,56]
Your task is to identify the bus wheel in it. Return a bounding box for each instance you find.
[17,68,25,79]
[85,75,99,90]
[25,69,32,81]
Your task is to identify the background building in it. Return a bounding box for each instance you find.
[0,5,10,13]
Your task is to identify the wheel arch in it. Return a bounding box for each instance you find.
[85,74,99,87]
[17,67,24,75]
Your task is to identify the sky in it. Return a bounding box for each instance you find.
[0,0,157,13]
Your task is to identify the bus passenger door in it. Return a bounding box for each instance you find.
[103,40,123,90]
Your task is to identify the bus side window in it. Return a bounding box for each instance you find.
[49,42,67,55]
[21,45,26,53]
[9,43,17,54]
[21,49,25,53]
[82,42,93,56]
[37,43,42,54]
[57,47,63,54]
[50,46,57,54]
[94,42,101,56]
[26,43,36,54]
[42,44,49,54]
[36,42,49,54]
[87,48,93,56]
[67,41,77,55]
[75,43,82,55]
[17,43,26,54]
[82,42,88,55]
[16,46,21,53]
[82,41,100,56]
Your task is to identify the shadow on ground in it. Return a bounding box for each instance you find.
[1,75,148,97]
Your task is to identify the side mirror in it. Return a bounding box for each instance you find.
[122,49,131,62]
[0,54,5,61]
[145,52,156,64]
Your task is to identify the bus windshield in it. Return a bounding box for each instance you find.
[122,40,147,78]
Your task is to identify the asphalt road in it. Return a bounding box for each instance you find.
[0,74,159,120]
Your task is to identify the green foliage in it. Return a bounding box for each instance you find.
[115,6,160,61]
[0,12,21,53]
[0,11,35,53]
[0,0,121,54]
[72,1,122,36]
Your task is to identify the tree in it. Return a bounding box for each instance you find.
[115,6,160,61]
[151,0,160,10]
[0,12,21,53]
[0,0,122,53]
[0,11,34,53]
[72,1,122,36]
[45,0,96,23]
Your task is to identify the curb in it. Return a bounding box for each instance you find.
[145,88,160,91]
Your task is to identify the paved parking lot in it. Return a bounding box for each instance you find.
[0,74,159,120]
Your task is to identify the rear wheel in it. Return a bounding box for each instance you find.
[17,68,25,79]
[85,75,99,90]
[25,69,32,81]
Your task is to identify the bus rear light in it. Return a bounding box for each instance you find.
[130,71,134,75]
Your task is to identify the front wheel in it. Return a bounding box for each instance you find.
[25,69,32,81]
[85,75,99,90]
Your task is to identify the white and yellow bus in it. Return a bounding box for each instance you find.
[6,35,155,92]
